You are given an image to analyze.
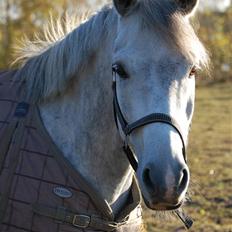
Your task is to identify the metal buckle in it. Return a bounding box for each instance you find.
[72,214,91,228]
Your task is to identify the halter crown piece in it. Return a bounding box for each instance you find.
[112,69,193,229]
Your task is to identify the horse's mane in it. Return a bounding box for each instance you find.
[14,12,91,65]
[14,1,209,102]
[14,6,114,102]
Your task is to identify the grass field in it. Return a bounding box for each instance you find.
[144,81,232,232]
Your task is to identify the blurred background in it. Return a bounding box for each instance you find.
[0,0,231,231]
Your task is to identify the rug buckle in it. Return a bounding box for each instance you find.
[72,214,91,228]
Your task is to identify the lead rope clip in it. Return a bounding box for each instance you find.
[175,210,193,230]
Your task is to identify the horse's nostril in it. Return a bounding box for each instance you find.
[142,164,189,198]
[142,168,154,190]
[178,168,189,193]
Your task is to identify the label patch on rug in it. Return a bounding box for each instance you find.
[53,186,73,199]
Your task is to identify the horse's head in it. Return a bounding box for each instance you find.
[112,0,208,210]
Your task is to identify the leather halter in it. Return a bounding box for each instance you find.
[112,71,187,171]
[112,72,194,229]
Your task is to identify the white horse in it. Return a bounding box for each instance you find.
[14,0,208,230]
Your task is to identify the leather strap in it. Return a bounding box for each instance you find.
[112,81,128,132]
[32,203,128,231]
[123,144,138,172]
[124,113,186,162]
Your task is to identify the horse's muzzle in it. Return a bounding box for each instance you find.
[141,162,189,210]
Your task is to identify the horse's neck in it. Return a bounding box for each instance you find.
[38,25,133,215]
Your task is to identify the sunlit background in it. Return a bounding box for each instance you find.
[0,0,231,231]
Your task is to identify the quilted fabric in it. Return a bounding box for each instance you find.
[0,71,142,232]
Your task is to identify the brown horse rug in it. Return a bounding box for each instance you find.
[0,71,142,232]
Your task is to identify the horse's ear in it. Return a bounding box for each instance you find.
[176,0,199,16]
[113,0,138,16]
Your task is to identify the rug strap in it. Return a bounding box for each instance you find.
[32,203,128,231]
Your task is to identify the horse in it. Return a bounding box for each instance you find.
[0,0,209,231]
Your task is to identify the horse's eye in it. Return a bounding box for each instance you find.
[112,64,128,79]
[189,66,197,78]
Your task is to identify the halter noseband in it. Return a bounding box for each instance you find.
[112,72,187,171]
